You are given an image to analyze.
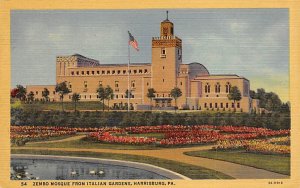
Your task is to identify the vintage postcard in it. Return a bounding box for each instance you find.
[1,0,300,188]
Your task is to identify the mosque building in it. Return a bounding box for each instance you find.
[26,13,259,112]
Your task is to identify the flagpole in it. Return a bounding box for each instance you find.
[127,36,130,112]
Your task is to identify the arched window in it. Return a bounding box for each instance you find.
[215,83,221,93]
[205,83,210,93]
[226,82,231,93]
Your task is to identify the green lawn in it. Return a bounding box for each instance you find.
[26,137,160,150]
[11,149,233,179]
[115,133,165,139]
[19,101,105,111]
[184,150,290,175]
[25,136,212,150]
[28,134,79,142]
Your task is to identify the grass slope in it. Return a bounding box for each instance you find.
[184,150,290,175]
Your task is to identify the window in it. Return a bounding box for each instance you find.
[144,69,148,73]
[107,70,110,74]
[205,83,211,93]
[53,91,55,94]
[90,95,91,99]
[115,81,119,88]
[92,71,94,75]
[139,69,142,73]
[180,82,182,86]
[36,91,38,95]
[69,82,72,89]
[97,71,100,74]
[84,81,87,88]
[226,82,231,93]
[134,70,137,74]
[237,103,240,108]
[123,70,126,74]
[215,103,218,108]
[232,103,235,108]
[177,48,182,60]
[87,71,89,75]
[161,48,166,57]
[210,103,212,108]
[71,71,74,75]
[102,70,105,74]
[163,66,165,70]
[112,70,115,74]
[99,81,102,87]
[204,103,207,108]
[118,70,121,74]
[116,95,118,99]
[147,82,149,86]
[226,103,228,108]
[131,80,135,88]
[163,79,165,82]
[81,71,84,75]
[221,103,223,108]
[215,83,221,93]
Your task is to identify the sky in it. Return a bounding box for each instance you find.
[11,9,289,102]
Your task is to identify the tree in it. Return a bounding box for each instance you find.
[27,91,35,103]
[227,86,242,111]
[55,82,71,111]
[97,85,106,111]
[170,87,182,112]
[125,89,132,99]
[252,88,284,112]
[42,88,50,102]
[15,85,27,102]
[147,88,156,110]
[105,86,114,111]
[11,88,19,98]
[72,93,80,112]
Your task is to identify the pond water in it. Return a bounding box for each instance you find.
[11,158,170,180]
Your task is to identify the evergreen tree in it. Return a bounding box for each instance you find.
[105,86,114,111]
[42,88,50,102]
[97,85,106,111]
[170,87,182,112]
[55,82,71,111]
[227,86,242,111]
[147,88,156,110]
[72,93,80,112]
[16,85,27,102]
[27,91,35,103]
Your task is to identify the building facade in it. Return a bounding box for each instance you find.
[26,15,259,112]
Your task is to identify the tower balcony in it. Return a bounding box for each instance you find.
[152,36,181,41]
[152,36,182,48]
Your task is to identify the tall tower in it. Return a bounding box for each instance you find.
[151,11,182,99]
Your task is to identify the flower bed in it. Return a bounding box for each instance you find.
[11,125,290,151]
[214,137,290,155]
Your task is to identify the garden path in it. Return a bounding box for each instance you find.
[26,135,86,144]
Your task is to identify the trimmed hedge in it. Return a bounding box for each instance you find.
[11,109,290,130]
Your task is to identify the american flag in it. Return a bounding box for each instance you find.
[128,31,139,51]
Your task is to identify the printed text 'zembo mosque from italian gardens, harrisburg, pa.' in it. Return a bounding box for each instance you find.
[26,12,259,113]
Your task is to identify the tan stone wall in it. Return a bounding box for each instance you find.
[26,85,56,101]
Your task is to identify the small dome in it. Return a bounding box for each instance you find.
[188,62,210,79]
